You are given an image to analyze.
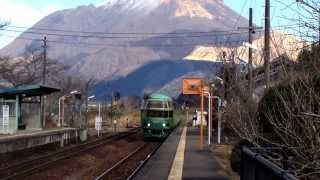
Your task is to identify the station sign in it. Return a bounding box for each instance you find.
[2,105,9,126]
[95,116,102,131]
[182,78,204,95]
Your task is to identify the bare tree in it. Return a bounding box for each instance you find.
[0,52,67,87]
[275,0,320,43]
[224,42,320,179]
[259,74,320,179]
[50,76,97,128]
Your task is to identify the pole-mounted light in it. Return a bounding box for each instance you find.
[88,95,95,100]
[70,90,80,94]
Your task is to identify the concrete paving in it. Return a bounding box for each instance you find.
[182,127,228,180]
[134,126,228,180]
[133,127,183,180]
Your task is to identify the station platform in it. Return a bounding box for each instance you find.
[0,128,82,154]
[134,126,228,180]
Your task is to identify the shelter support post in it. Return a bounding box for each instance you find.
[15,95,20,132]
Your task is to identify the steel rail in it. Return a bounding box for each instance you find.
[95,143,146,180]
[0,129,139,180]
[95,142,162,180]
[126,142,162,180]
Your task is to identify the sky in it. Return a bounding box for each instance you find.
[0,0,302,48]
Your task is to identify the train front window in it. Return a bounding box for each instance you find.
[143,110,173,118]
[146,100,163,109]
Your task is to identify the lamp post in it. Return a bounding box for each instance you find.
[211,77,224,144]
[70,90,79,95]
[87,95,103,136]
[58,90,80,128]
[217,97,222,144]
[88,95,95,100]
[86,95,95,128]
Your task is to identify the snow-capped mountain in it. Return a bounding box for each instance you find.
[0,0,248,97]
[98,0,164,12]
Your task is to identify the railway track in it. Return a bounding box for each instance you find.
[0,129,139,180]
[95,141,162,180]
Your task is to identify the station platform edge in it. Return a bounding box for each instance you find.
[134,126,229,180]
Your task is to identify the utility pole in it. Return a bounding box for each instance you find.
[40,36,47,129]
[264,0,271,88]
[248,8,253,94]
[238,8,262,95]
[222,51,227,101]
[42,36,47,84]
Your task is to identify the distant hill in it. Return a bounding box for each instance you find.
[93,60,222,98]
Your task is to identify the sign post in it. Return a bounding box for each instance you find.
[182,78,205,150]
[186,106,189,123]
[200,81,204,150]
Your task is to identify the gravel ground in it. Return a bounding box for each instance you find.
[23,133,145,180]
[210,144,239,180]
[101,142,160,180]
[0,132,114,169]
[0,143,64,168]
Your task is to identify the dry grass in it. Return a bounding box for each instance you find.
[210,144,239,180]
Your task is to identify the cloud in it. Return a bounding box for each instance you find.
[0,0,60,26]
[0,0,60,48]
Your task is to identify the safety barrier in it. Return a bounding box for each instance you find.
[240,147,297,180]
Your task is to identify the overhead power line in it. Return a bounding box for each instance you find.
[0,28,251,39]
[0,33,250,48]
[0,28,301,49]
[0,22,303,49]
[0,23,301,42]
[225,0,249,46]
[5,23,301,34]
[5,25,248,35]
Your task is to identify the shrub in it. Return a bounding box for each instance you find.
[230,140,252,173]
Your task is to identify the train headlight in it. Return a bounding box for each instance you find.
[147,123,151,127]
[162,123,166,127]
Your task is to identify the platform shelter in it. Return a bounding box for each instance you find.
[0,85,60,134]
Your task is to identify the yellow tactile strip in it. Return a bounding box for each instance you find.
[167,126,187,180]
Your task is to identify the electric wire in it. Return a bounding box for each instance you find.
[5,25,248,35]
[0,28,250,39]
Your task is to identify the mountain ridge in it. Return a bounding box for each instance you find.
[0,0,248,97]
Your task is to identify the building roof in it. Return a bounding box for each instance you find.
[0,85,60,98]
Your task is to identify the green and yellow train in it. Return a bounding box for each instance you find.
[141,93,179,139]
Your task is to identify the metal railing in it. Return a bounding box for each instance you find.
[240,147,298,180]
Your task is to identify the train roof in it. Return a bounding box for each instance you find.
[146,93,172,101]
